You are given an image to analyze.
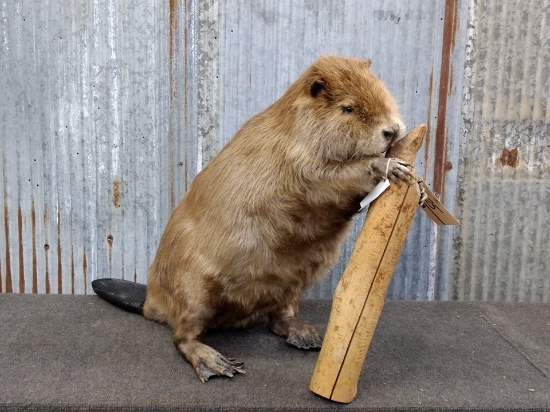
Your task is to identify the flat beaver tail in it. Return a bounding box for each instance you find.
[92,278,147,315]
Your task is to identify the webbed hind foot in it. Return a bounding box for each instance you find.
[176,340,245,383]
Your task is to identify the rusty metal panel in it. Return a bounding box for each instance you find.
[1,0,171,293]
[450,0,550,302]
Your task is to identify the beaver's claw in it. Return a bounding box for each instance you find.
[286,323,323,350]
[387,158,415,184]
[196,354,245,383]
[371,157,427,206]
[388,158,427,206]
[372,157,414,184]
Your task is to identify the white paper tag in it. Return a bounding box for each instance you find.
[359,179,390,212]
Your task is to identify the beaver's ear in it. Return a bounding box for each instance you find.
[364,59,372,68]
[310,79,326,97]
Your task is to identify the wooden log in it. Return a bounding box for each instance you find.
[309,125,427,403]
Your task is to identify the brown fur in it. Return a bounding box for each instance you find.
[143,56,411,382]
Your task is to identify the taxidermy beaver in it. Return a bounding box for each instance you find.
[93,56,421,383]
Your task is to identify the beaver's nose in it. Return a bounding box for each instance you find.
[382,123,402,141]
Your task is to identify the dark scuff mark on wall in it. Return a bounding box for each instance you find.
[433,0,459,197]
[499,147,519,168]
[18,206,25,293]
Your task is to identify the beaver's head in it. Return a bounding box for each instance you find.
[292,56,405,162]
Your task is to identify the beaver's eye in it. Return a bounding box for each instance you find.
[342,106,354,114]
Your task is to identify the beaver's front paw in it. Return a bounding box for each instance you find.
[372,157,415,184]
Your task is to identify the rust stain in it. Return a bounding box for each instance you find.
[449,3,458,52]
[1,160,6,293]
[31,200,37,293]
[71,246,75,295]
[44,206,50,293]
[44,243,50,294]
[113,180,121,208]
[433,0,459,197]
[57,207,62,294]
[499,147,520,168]
[445,160,453,171]
[83,249,87,295]
[4,201,12,293]
[18,206,25,293]
[107,234,114,267]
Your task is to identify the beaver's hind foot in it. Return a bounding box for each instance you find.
[176,340,245,383]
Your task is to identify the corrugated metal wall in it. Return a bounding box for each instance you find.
[451,0,550,302]
[1,0,171,294]
[1,0,548,302]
